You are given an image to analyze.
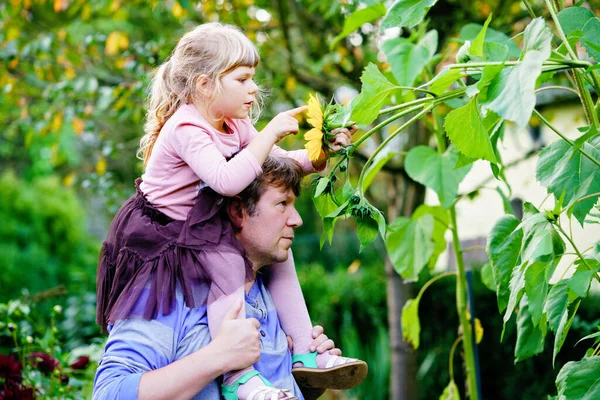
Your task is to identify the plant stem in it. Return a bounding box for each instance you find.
[561,192,600,214]
[450,207,480,400]
[394,85,438,97]
[534,86,580,96]
[350,104,426,156]
[554,223,600,283]
[357,105,433,192]
[448,60,590,69]
[416,272,457,301]
[533,109,600,168]
[448,336,463,382]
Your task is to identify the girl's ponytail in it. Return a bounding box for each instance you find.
[138,60,182,165]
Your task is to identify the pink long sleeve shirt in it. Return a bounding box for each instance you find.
[140,104,317,220]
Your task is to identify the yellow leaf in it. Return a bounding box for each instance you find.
[72,118,85,135]
[65,67,76,79]
[54,0,68,12]
[57,29,66,41]
[105,31,128,56]
[50,111,64,132]
[475,318,483,344]
[63,172,76,187]
[7,27,20,41]
[96,158,107,175]
[172,1,184,18]
[285,76,296,92]
[8,58,19,69]
[347,260,360,274]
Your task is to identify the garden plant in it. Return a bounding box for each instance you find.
[307,0,600,399]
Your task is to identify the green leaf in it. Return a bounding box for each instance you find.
[428,68,463,95]
[556,356,600,400]
[487,215,523,313]
[459,23,521,59]
[381,0,439,29]
[439,380,461,400]
[401,298,421,349]
[351,63,397,125]
[313,193,337,219]
[567,263,597,298]
[412,205,449,268]
[362,151,398,191]
[522,18,553,59]
[545,281,569,333]
[515,296,546,362]
[467,64,505,100]
[582,18,600,62]
[503,262,527,326]
[444,97,498,162]
[314,176,330,197]
[575,331,600,347]
[524,261,551,326]
[482,50,547,128]
[381,37,432,87]
[536,136,600,226]
[517,204,565,264]
[357,214,379,248]
[418,30,439,59]
[334,180,355,205]
[404,146,471,208]
[330,4,387,49]
[554,299,581,364]
[386,214,435,280]
[496,187,515,215]
[481,262,496,292]
[557,6,594,36]
[483,42,509,62]
[470,14,492,58]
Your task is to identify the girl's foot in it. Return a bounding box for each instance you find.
[222,371,297,400]
[291,352,368,390]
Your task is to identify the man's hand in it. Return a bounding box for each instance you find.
[212,299,261,372]
[327,124,358,153]
[287,325,341,356]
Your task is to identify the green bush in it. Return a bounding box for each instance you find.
[0,171,99,301]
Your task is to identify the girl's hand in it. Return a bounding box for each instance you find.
[327,124,357,153]
[261,106,308,143]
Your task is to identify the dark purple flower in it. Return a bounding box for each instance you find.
[28,352,59,375]
[69,356,90,370]
[0,354,22,383]
[0,380,34,400]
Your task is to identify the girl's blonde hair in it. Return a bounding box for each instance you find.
[138,22,262,164]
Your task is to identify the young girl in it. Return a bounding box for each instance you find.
[96,23,366,400]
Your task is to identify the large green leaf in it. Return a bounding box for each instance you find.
[330,4,387,49]
[444,97,498,162]
[567,263,597,298]
[482,50,546,128]
[412,205,449,268]
[554,299,581,364]
[404,146,471,208]
[487,215,523,313]
[429,68,463,95]
[386,214,435,280]
[459,23,521,58]
[381,0,438,29]
[517,203,565,264]
[357,214,379,248]
[556,356,600,400]
[351,63,397,124]
[503,262,527,326]
[524,261,550,326]
[401,298,421,349]
[381,37,432,87]
[545,281,569,333]
[582,18,600,62]
[536,136,600,226]
[515,296,546,362]
[557,6,594,36]
[522,17,553,59]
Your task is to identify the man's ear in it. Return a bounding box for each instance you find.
[227,197,245,229]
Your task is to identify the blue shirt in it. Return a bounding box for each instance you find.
[92,276,303,399]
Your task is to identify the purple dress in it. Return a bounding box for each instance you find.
[96,179,254,331]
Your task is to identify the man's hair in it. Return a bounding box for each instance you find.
[237,156,304,216]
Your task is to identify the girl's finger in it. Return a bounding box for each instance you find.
[284,105,308,116]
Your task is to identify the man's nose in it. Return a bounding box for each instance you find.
[287,206,303,228]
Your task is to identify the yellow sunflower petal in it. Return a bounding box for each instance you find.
[306,93,323,131]
[304,139,324,162]
[304,128,324,141]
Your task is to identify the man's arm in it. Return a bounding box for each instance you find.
[138,300,261,400]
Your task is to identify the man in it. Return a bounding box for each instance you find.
[93,156,339,399]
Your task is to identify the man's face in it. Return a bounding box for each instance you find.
[237,184,303,268]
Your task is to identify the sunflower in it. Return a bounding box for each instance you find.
[304,93,326,162]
